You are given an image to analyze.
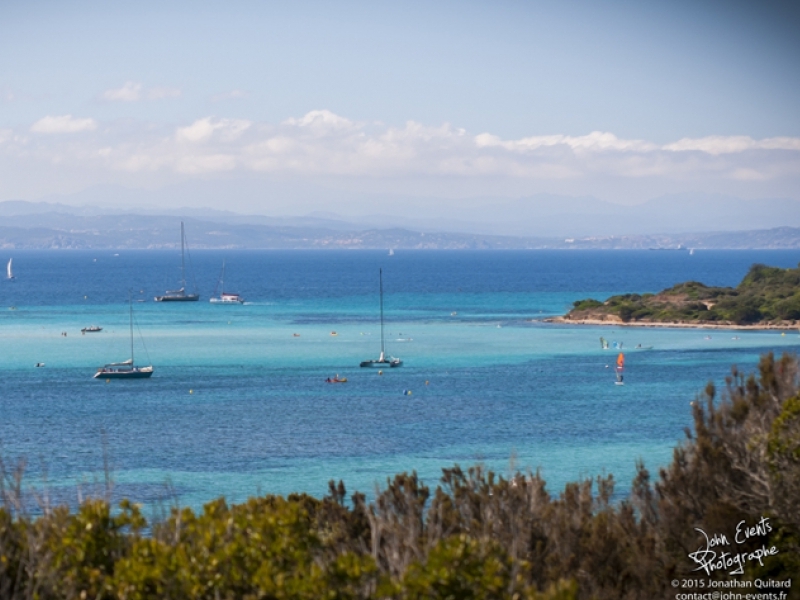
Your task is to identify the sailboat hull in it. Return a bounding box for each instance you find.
[94,366,154,379]
[154,294,199,302]
[360,359,402,368]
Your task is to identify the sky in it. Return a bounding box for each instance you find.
[1,0,800,217]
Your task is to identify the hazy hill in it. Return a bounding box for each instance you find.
[5,187,800,237]
[1,200,800,249]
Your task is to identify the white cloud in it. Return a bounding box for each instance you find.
[664,135,800,155]
[7,110,800,189]
[176,117,252,143]
[476,131,657,153]
[101,82,182,102]
[30,115,98,134]
[102,81,142,102]
[284,109,355,132]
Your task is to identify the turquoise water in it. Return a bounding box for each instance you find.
[1,250,799,509]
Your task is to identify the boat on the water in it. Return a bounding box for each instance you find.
[360,268,402,368]
[210,260,244,304]
[81,326,103,333]
[6,258,14,281]
[614,352,625,385]
[155,222,199,302]
[94,297,153,379]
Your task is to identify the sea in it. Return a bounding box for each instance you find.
[1,249,799,511]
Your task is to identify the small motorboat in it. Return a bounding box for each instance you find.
[325,375,347,383]
[82,326,103,333]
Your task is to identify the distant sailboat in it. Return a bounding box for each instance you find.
[360,269,402,368]
[94,296,153,379]
[6,258,14,281]
[210,260,244,304]
[388,249,394,256]
[155,222,199,302]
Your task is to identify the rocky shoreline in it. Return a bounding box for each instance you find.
[543,315,800,331]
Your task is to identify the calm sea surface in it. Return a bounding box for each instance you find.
[2,249,799,509]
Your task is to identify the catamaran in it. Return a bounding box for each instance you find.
[210,260,244,304]
[155,222,199,302]
[360,268,402,368]
[94,297,153,379]
[6,258,14,281]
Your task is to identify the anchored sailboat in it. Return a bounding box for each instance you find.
[94,296,153,379]
[6,258,14,281]
[155,222,199,302]
[210,260,244,304]
[360,268,402,368]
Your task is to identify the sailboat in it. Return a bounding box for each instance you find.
[360,268,402,368]
[210,260,244,304]
[94,296,153,379]
[614,352,625,385]
[6,258,14,281]
[154,222,199,302]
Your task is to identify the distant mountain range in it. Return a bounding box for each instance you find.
[5,185,800,237]
[1,200,799,249]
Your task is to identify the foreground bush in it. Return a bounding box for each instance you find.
[1,353,798,599]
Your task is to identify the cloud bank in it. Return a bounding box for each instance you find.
[4,110,800,196]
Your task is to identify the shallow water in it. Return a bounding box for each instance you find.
[1,249,799,509]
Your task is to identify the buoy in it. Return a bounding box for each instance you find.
[189,389,194,394]
[378,370,383,375]
[425,380,429,385]
[84,296,87,299]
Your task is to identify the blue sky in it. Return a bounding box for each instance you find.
[1,0,799,215]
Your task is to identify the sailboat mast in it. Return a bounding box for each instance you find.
[379,268,385,356]
[129,293,134,364]
[180,221,187,290]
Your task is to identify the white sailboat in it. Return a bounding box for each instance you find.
[94,296,153,379]
[155,222,199,302]
[210,260,244,304]
[360,268,402,368]
[6,258,14,281]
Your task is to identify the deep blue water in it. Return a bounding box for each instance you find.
[1,249,799,510]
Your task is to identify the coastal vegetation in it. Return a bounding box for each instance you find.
[1,353,799,599]
[567,263,800,325]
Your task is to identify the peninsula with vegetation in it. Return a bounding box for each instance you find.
[554,263,800,328]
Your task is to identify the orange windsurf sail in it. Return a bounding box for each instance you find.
[616,353,625,369]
